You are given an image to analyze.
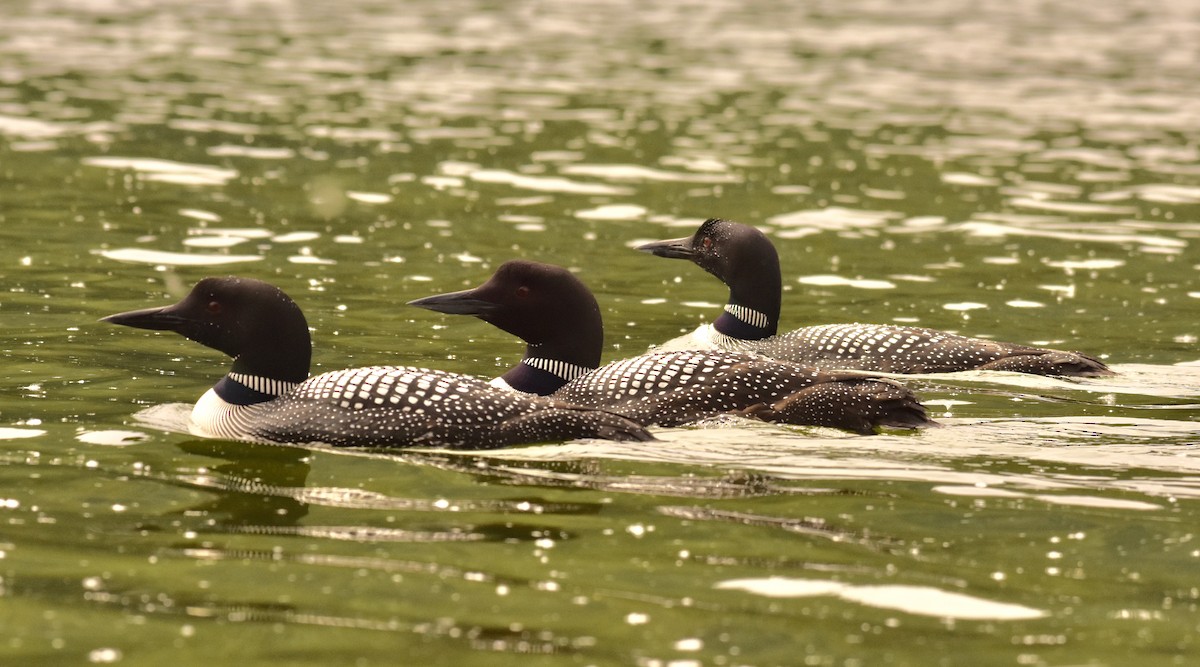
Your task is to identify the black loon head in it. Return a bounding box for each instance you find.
[637,218,782,339]
[409,260,604,394]
[102,276,311,384]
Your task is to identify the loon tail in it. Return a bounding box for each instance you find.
[497,405,655,445]
[976,350,1114,377]
[739,377,936,435]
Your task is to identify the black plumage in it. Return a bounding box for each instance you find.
[638,218,1113,377]
[411,260,933,434]
[103,277,652,449]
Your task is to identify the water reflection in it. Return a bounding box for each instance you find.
[716,577,1047,621]
[81,156,238,186]
[2,0,1199,663]
[658,505,888,550]
[171,439,315,527]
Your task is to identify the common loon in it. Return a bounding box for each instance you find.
[102,277,652,449]
[410,260,933,434]
[637,218,1113,377]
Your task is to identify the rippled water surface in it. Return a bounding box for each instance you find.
[2,0,1198,664]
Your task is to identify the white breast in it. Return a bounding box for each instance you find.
[488,376,516,392]
[654,323,766,355]
[653,324,721,352]
[190,388,271,440]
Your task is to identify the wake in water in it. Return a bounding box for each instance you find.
[894,362,1200,401]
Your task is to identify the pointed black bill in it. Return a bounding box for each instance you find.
[408,289,500,316]
[636,236,694,259]
[101,305,188,331]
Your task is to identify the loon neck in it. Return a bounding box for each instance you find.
[227,332,311,386]
[711,226,782,340]
[500,355,593,396]
[499,301,604,395]
[213,371,300,406]
[714,303,776,340]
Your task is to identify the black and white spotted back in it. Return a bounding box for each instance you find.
[549,349,930,433]
[763,324,1108,375]
[236,367,651,448]
[639,219,1111,378]
[675,322,1109,376]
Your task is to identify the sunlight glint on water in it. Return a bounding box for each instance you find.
[0,0,1198,665]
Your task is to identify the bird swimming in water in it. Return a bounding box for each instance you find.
[102,276,652,449]
[410,260,934,434]
[637,218,1113,377]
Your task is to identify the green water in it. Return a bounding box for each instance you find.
[1,0,1198,664]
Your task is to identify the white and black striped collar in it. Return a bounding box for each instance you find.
[723,303,771,330]
[229,372,300,396]
[521,357,592,382]
[215,372,300,406]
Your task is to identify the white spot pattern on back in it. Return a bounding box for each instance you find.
[192,368,650,448]
[658,322,1105,376]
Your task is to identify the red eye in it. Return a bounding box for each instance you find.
[516,286,530,298]
[701,237,713,250]
[207,301,222,314]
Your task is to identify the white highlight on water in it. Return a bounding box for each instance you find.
[99,248,263,266]
[798,275,896,289]
[82,156,238,186]
[715,577,1047,620]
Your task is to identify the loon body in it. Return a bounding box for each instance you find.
[103,277,651,449]
[638,218,1113,377]
[410,260,933,434]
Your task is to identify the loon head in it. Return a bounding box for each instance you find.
[637,218,782,338]
[102,276,312,384]
[409,260,604,392]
